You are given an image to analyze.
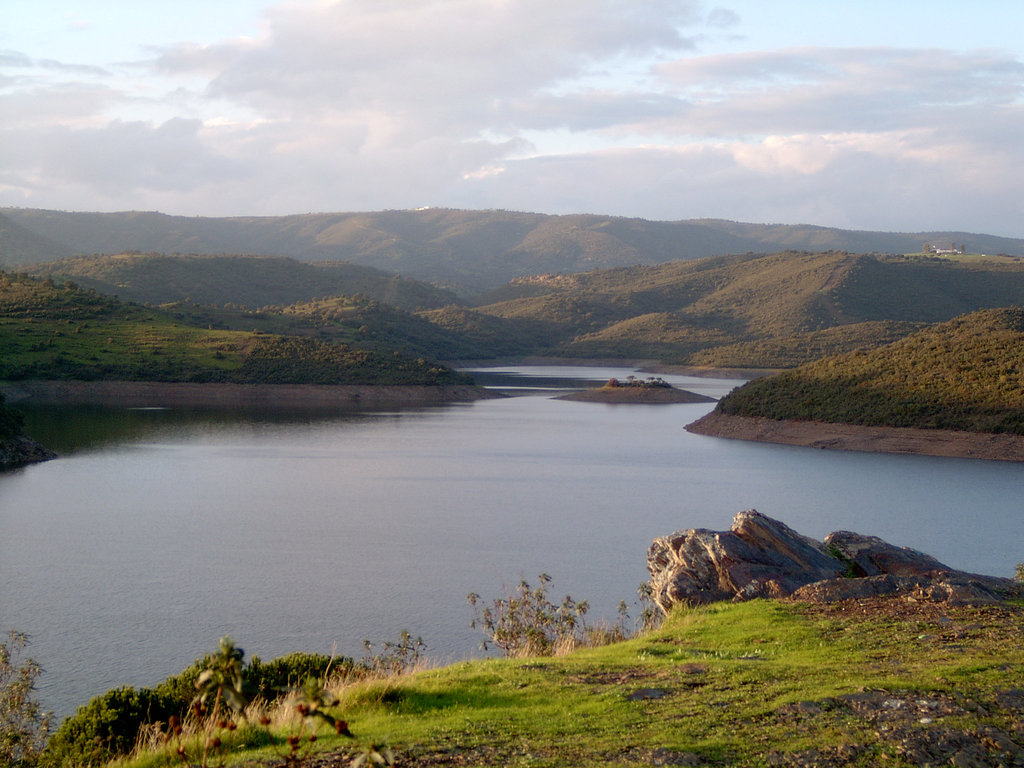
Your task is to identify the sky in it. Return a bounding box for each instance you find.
[2,0,1024,236]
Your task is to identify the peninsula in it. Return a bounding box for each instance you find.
[687,307,1024,461]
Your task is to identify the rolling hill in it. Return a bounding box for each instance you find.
[0,271,468,386]
[445,251,1024,366]
[24,253,460,311]
[712,307,1024,434]
[4,207,1023,295]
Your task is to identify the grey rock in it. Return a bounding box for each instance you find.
[648,510,1024,611]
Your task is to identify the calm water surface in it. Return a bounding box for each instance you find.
[2,365,1023,718]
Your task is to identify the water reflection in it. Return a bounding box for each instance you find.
[3,364,1020,721]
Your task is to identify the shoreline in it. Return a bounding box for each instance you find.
[686,410,1024,463]
[556,385,715,404]
[0,380,501,410]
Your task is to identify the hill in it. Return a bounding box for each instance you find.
[4,207,1024,295]
[450,251,1024,366]
[0,272,469,386]
[24,253,460,311]
[710,307,1024,434]
[37,597,1024,768]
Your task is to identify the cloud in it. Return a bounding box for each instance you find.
[1,1,1023,236]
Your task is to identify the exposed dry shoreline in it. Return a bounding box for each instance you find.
[556,385,715,404]
[0,380,501,410]
[686,410,1024,462]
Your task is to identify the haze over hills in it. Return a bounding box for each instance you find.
[4,207,1024,295]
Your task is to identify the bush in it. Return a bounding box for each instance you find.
[40,645,354,768]
[467,573,590,657]
[1,631,51,768]
[41,686,174,768]
[0,395,25,441]
[245,652,351,702]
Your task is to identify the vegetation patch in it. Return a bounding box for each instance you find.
[0,272,469,386]
[716,307,1024,434]
[11,592,1024,768]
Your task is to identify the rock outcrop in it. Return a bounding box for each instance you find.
[0,435,56,469]
[647,510,1023,611]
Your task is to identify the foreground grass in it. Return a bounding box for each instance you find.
[115,598,1024,768]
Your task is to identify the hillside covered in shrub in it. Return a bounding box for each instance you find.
[716,307,1024,434]
[0,271,468,386]
[456,251,1024,367]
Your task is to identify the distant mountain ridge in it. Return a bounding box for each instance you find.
[4,207,1023,295]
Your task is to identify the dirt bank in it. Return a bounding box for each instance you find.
[686,410,1024,462]
[0,380,501,410]
[557,386,715,404]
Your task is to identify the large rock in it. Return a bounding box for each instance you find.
[647,510,845,609]
[647,510,1023,611]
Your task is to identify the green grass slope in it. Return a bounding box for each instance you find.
[716,307,1024,434]
[104,598,1024,768]
[0,272,467,385]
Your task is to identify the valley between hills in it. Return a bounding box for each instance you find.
[4,207,1024,465]
[4,208,1024,768]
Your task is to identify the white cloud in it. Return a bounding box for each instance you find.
[1,1,1023,236]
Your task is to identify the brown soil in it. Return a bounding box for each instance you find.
[686,410,1024,463]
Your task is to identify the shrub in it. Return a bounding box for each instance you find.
[41,643,354,768]
[246,652,351,702]
[41,686,173,768]
[1,631,51,768]
[467,573,590,657]
[0,396,25,440]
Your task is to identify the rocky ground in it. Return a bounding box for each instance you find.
[0,434,56,469]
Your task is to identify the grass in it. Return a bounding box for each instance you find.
[108,598,1024,767]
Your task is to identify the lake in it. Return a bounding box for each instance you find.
[2,364,1023,719]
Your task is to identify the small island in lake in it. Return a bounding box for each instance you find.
[687,307,1024,461]
[557,375,715,404]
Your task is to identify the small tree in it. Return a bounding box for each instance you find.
[1,631,51,768]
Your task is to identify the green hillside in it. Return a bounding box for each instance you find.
[6,207,1024,294]
[716,307,1024,434]
[31,598,1024,768]
[25,253,460,311]
[456,251,1024,366]
[0,272,467,385]
[12,250,1024,370]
